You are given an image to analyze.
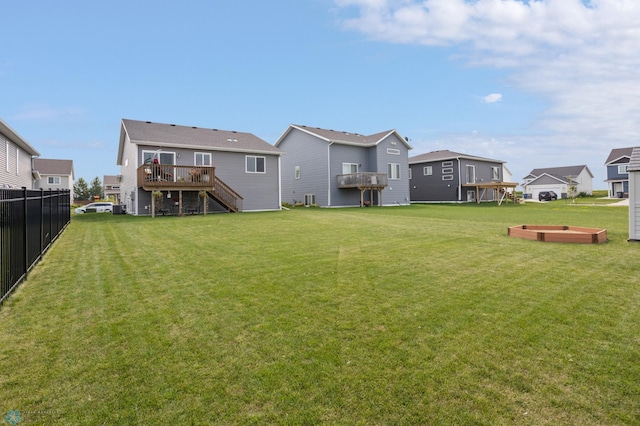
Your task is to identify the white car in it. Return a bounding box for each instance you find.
[74,202,114,214]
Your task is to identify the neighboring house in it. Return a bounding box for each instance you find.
[103,175,121,204]
[0,117,40,189]
[275,124,411,207]
[33,159,75,203]
[409,150,514,203]
[604,147,634,198]
[522,165,593,200]
[627,147,640,241]
[117,119,283,216]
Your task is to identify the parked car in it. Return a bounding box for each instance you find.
[538,191,558,201]
[74,202,114,214]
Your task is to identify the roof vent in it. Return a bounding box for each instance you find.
[227,138,238,143]
[170,124,176,126]
[146,121,152,124]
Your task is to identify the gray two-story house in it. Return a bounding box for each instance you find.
[0,118,40,189]
[117,119,283,216]
[409,150,512,203]
[275,125,412,207]
[605,147,634,198]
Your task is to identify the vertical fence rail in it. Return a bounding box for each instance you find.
[0,188,70,305]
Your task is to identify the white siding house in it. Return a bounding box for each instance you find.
[0,118,40,189]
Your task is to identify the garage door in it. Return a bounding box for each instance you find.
[532,186,564,200]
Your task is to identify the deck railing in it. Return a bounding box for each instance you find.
[138,164,215,188]
[337,172,388,189]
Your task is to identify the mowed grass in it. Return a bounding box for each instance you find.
[1,203,639,424]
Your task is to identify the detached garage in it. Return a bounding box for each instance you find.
[522,165,593,200]
[628,147,640,241]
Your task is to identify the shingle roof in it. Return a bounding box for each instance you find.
[0,118,40,156]
[33,158,73,175]
[121,119,282,155]
[605,147,634,164]
[281,124,411,149]
[628,147,640,172]
[409,150,503,164]
[103,175,120,186]
[526,165,592,182]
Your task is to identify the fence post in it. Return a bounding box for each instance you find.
[22,187,28,280]
[40,189,45,255]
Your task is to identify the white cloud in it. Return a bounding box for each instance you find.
[11,104,84,122]
[482,93,502,103]
[333,0,640,186]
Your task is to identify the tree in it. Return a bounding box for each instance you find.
[89,177,103,200]
[73,178,90,201]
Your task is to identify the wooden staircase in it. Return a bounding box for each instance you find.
[207,176,243,212]
[500,188,522,204]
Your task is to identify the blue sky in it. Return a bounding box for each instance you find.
[3,0,639,189]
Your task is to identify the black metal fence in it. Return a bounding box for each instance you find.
[1,188,71,305]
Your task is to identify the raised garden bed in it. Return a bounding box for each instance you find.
[508,225,607,244]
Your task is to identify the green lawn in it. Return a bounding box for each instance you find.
[1,203,639,424]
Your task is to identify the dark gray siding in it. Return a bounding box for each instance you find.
[410,159,460,202]
[279,128,330,206]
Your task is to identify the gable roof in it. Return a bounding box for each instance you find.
[525,165,593,183]
[605,147,634,164]
[33,158,74,176]
[103,175,120,186]
[628,147,640,172]
[0,118,40,156]
[117,119,282,165]
[409,149,503,165]
[274,124,412,149]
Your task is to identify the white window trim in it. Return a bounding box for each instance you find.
[442,168,453,174]
[424,166,432,176]
[295,165,301,180]
[388,163,401,180]
[618,165,629,174]
[194,152,212,166]
[491,166,500,181]
[16,147,19,175]
[466,165,476,184]
[47,176,61,185]
[442,175,453,181]
[246,155,266,173]
[342,163,358,174]
[5,142,9,172]
[387,148,400,155]
[442,161,453,167]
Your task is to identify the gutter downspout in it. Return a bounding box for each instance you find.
[278,155,282,209]
[327,142,333,206]
[457,157,462,202]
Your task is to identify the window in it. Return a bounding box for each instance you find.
[409,168,412,180]
[143,150,175,165]
[442,175,453,181]
[466,165,476,184]
[387,148,400,155]
[342,163,358,174]
[16,148,19,175]
[442,161,453,167]
[47,176,61,185]
[492,166,500,180]
[195,152,212,166]
[619,165,629,174]
[442,168,453,174]
[5,142,8,172]
[304,194,316,206]
[295,166,301,179]
[388,163,401,180]
[424,166,432,176]
[467,191,476,202]
[246,156,265,173]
